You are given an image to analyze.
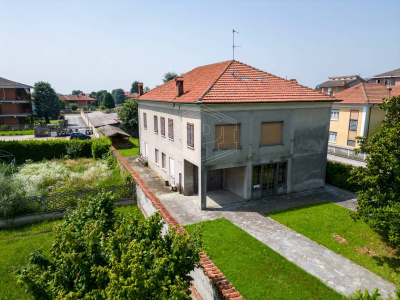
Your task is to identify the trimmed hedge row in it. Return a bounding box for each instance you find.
[326,161,359,192]
[0,137,111,164]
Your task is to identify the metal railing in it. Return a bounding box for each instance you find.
[328,145,368,161]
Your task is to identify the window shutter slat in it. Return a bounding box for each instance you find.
[215,124,240,149]
[350,110,359,120]
[261,122,282,145]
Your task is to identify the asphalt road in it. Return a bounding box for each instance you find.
[65,115,87,128]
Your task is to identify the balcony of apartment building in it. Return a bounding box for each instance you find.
[0,88,32,104]
[0,103,33,117]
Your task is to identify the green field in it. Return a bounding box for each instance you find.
[185,218,343,300]
[0,130,34,136]
[117,137,140,156]
[267,202,400,285]
[0,205,143,300]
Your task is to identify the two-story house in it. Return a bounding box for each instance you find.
[136,60,337,209]
[367,68,400,87]
[59,93,96,108]
[0,77,33,127]
[316,75,365,95]
[329,82,400,148]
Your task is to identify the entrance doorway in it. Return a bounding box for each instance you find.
[252,162,287,199]
[262,164,276,197]
[207,169,222,191]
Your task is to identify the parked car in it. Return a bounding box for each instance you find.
[70,132,91,140]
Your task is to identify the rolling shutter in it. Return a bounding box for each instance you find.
[348,130,357,140]
[350,110,359,120]
[261,122,282,145]
[215,124,240,149]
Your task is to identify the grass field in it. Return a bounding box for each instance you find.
[0,130,34,136]
[185,218,343,300]
[0,205,143,300]
[267,202,400,285]
[117,138,140,156]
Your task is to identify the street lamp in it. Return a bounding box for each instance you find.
[387,86,392,100]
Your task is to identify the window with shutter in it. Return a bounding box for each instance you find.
[143,113,147,130]
[261,122,283,145]
[162,153,166,169]
[160,117,165,137]
[168,118,174,140]
[154,116,158,134]
[187,123,194,148]
[215,124,240,149]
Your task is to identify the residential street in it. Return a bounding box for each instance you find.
[65,115,87,128]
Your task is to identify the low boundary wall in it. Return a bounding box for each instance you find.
[111,147,243,300]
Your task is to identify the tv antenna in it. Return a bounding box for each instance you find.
[232,29,241,76]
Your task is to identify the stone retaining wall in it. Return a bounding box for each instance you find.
[111,147,243,300]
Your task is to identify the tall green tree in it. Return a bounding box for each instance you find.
[130,81,139,93]
[58,98,66,110]
[162,72,178,83]
[33,82,60,124]
[350,95,400,247]
[111,88,126,105]
[96,90,107,106]
[72,90,83,95]
[144,86,150,93]
[103,93,115,109]
[118,99,138,135]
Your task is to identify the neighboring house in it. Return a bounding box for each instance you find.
[329,82,400,148]
[136,60,337,209]
[125,91,139,99]
[0,77,33,126]
[367,68,400,87]
[316,75,365,95]
[59,93,96,108]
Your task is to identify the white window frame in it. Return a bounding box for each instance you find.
[329,131,337,143]
[169,157,174,177]
[327,87,332,94]
[330,109,339,121]
[155,149,159,165]
[144,142,148,157]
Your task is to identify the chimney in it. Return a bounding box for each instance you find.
[175,76,184,97]
[289,79,298,84]
[138,82,144,96]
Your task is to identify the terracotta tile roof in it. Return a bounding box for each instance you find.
[125,92,139,98]
[59,93,96,101]
[334,82,400,104]
[137,60,336,103]
[0,77,32,88]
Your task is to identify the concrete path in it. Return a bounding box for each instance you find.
[328,154,367,167]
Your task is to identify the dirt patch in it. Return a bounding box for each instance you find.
[356,247,378,257]
[332,233,348,244]
[360,232,369,238]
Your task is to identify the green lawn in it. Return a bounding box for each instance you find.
[117,138,140,156]
[0,205,143,300]
[267,202,400,286]
[0,130,34,136]
[185,218,343,300]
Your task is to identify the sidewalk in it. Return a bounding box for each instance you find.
[126,156,397,298]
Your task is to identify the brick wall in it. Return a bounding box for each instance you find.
[111,147,243,300]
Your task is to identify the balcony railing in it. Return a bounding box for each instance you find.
[328,145,368,161]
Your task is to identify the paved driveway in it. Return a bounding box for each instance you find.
[65,115,87,128]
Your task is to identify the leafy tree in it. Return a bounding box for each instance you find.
[103,93,115,109]
[162,72,178,83]
[130,81,139,93]
[350,95,400,247]
[72,90,83,95]
[18,192,202,299]
[90,91,97,98]
[118,99,138,135]
[99,105,106,111]
[96,90,107,106]
[111,88,126,105]
[69,103,78,111]
[144,86,150,93]
[33,82,60,124]
[58,98,66,110]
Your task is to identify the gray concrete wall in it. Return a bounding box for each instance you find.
[225,166,246,198]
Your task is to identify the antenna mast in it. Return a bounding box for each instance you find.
[232,29,240,76]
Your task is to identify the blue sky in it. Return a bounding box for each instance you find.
[1,0,399,94]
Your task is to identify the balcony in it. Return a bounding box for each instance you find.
[0,98,32,103]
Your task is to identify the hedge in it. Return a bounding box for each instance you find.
[92,137,112,159]
[325,161,360,192]
[0,137,111,164]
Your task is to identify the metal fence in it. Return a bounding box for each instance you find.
[328,145,368,161]
[1,183,136,219]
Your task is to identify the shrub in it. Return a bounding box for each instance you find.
[69,103,78,111]
[326,161,359,192]
[82,106,88,111]
[24,125,31,130]
[347,288,400,299]
[99,105,107,111]
[18,193,202,299]
[66,139,84,159]
[1,124,8,131]
[59,114,65,120]
[92,137,112,159]
[89,106,96,111]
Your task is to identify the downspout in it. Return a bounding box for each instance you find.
[366,104,374,137]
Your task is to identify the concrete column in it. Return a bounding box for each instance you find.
[200,165,207,210]
[244,163,252,200]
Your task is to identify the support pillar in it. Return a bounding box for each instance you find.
[199,165,207,210]
[244,164,252,201]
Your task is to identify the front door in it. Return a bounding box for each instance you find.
[207,169,222,191]
[262,164,276,197]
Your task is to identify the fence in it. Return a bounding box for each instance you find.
[328,145,368,161]
[1,183,135,219]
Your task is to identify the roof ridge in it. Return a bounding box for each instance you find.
[360,82,369,103]
[197,60,233,102]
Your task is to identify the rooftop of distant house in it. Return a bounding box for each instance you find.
[136,60,337,104]
[125,91,139,98]
[86,111,120,128]
[334,82,400,104]
[59,93,96,101]
[0,77,32,89]
[372,68,400,78]
[317,75,364,88]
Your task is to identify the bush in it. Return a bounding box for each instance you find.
[24,125,31,130]
[92,137,112,159]
[99,105,107,111]
[82,106,88,111]
[89,106,96,111]
[326,161,359,192]
[347,288,400,299]
[18,193,202,299]
[69,103,78,111]
[1,124,8,131]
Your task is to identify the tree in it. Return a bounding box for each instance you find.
[69,103,78,111]
[58,98,66,110]
[96,90,107,106]
[33,82,60,124]
[130,81,139,93]
[111,88,126,105]
[103,93,115,108]
[144,86,150,93]
[18,192,201,299]
[118,99,138,135]
[162,72,178,83]
[350,95,400,247]
[72,90,83,95]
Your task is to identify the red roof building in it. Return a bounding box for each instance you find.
[59,93,96,108]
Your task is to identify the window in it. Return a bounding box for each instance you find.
[187,123,194,148]
[143,113,147,129]
[391,77,396,86]
[321,87,324,93]
[331,109,339,121]
[144,142,148,157]
[168,118,174,140]
[327,87,332,94]
[160,117,165,136]
[252,166,261,189]
[162,153,166,169]
[384,79,389,85]
[155,149,159,165]
[335,87,338,94]
[261,122,283,145]
[169,157,174,176]
[375,79,380,84]
[347,140,356,147]
[329,132,337,143]
[215,124,240,149]
[154,115,158,134]
[349,119,358,131]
